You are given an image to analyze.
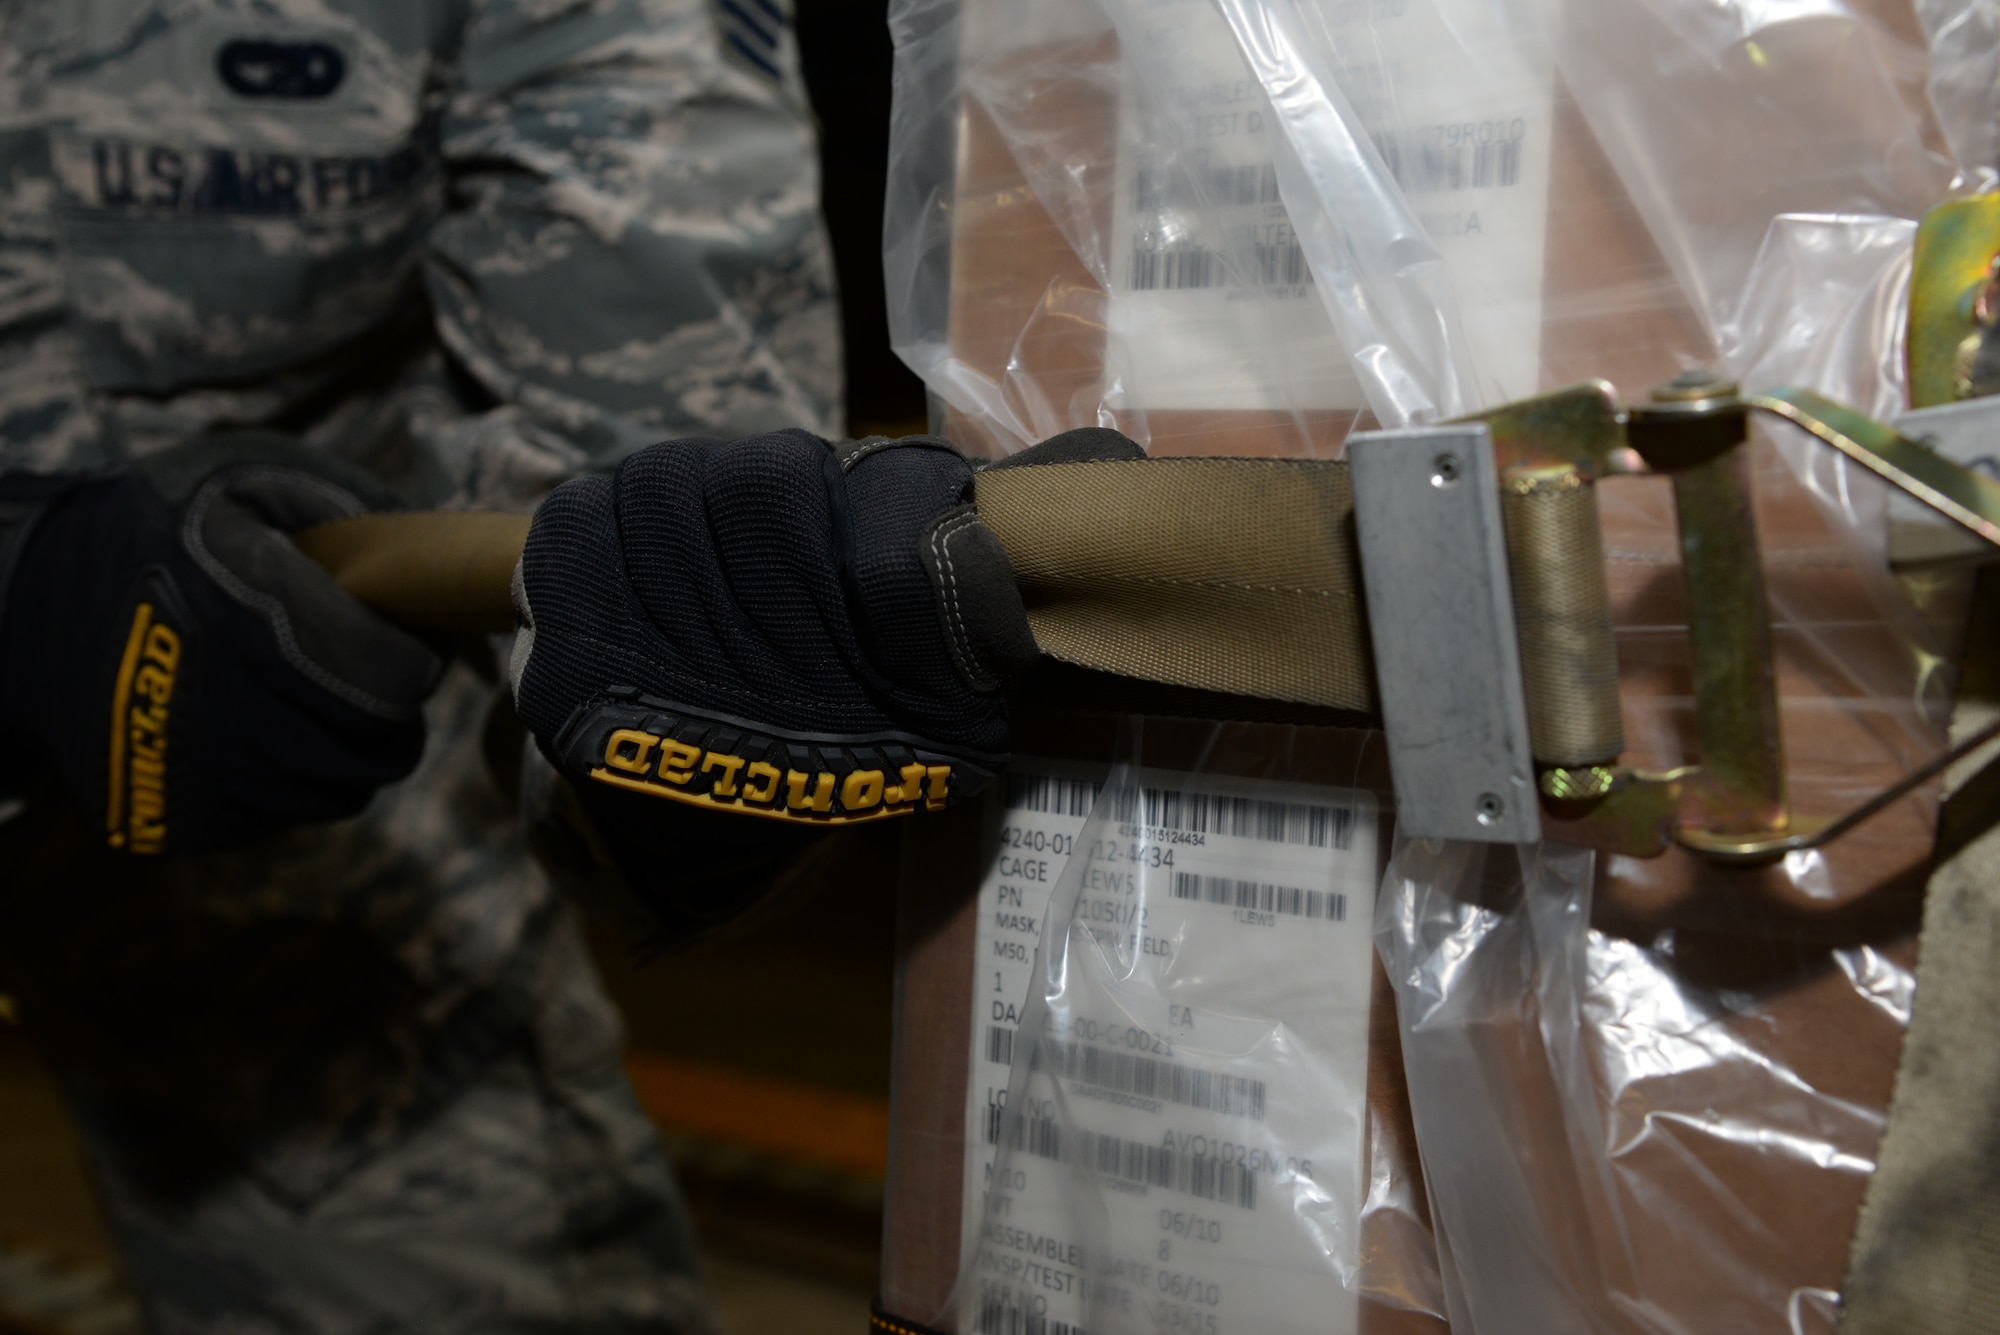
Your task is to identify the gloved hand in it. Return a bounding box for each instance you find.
[0,460,443,854]
[509,426,1142,929]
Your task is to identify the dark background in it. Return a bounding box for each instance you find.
[795,0,931,434]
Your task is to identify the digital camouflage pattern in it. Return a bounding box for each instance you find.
[0,0,840,1329]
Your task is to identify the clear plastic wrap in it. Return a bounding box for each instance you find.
[887,0,1559,444]
[1918,0,2000,194]
[1377,836,1915,1334]
[880,0,1988,1330]
[886,0,1975,435]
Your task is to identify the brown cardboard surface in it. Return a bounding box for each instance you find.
[886,12,1942,1329]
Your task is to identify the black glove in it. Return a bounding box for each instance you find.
[0,458,443,854]
[509,426,1140,930]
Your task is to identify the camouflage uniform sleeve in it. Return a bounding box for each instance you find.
[428,0,844,476]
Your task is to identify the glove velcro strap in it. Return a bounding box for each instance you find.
[552,688,1004,827]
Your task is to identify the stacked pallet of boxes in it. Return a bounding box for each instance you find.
[874,2,1983,1332]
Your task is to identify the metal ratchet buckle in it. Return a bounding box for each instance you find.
[1347,371,2000,865]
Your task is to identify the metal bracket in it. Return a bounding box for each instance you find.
[1456,373,2000,862]
[1889,396,2000,564]
[1350,424,1541,844]
[1330,208,2000,861]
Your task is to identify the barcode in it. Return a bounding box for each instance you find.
[1134,163,1280,213]
[1117,789,1354,849]
[1128,239,1309,292]
[1006,777,1355,851]
[1006,774,1104,817]
[978,1287,1085,1335]
[1040,1036,1266,1121]
[983,1030,1267,1120]
[995,1115,1258,1208]
[1131,243,1214,291]
[1172,872,1347,923]
[1127,163,1311,293]
[1371,129,1520,192]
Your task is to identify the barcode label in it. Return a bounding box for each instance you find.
[997,1115,1259,1209]
[1129,239,1310,292]
[985,1033,1267,1122]
[1040,1036,1266,1121]
[1173,873,1348,923]
[1006,776,1355,851]
[978,1286,1086,1335]
[1370,126,1522,192]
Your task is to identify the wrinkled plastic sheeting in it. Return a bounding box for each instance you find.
[1557,0,1951,358]
[1919,0,2000,194]
[1376,838,1911,1334]
[887,0,1993,438]
[885,0,1998,1330]
[1197,0,1479,421]
[887,0,1549,439]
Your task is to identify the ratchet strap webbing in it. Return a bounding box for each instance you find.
[293,510,532,636]
[1838,566,2000,1335]
[295,458,1383,712]
[973,458,1375,712]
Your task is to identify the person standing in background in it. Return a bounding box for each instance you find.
[0,1,839,1330]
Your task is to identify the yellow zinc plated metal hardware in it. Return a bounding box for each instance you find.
[1909,193,2000,409]
[1462,373,2000,863]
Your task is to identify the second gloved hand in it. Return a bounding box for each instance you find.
[510,429,1041,811]
[0,459,444,854]
[509,428,1116,925]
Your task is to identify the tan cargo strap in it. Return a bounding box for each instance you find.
[1837,566,2000,1335]
[292,510,529,637]
[974,458,1373,712]
[293,459,1389,712]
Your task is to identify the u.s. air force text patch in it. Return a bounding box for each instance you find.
[552,688,1003,826]
[52,134,432,220]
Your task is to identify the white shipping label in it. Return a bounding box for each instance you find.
[961,764,1381,1335]
[1104,0,1555,413]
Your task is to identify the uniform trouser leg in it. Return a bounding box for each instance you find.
[49,907,719,1335]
